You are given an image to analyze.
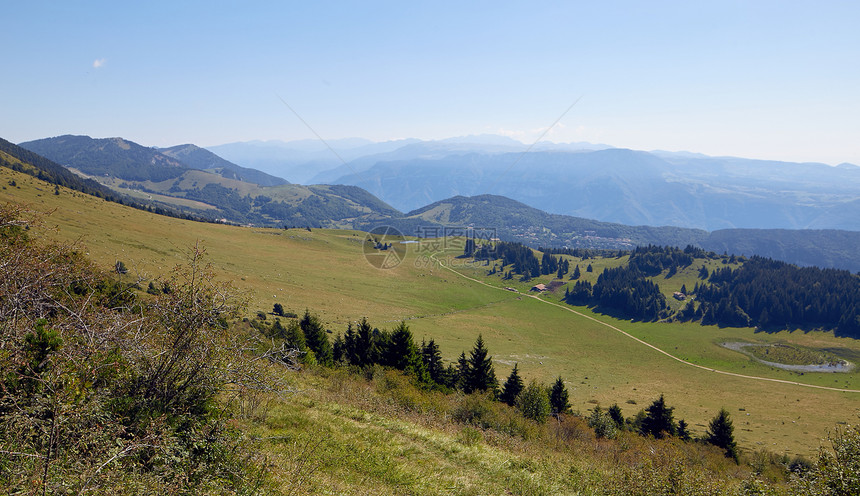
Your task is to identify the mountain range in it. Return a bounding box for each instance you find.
[203,135,860,233]
[12,134,860,272]
[325,146,860,232]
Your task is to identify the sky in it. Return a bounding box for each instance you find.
[3,1,859,165]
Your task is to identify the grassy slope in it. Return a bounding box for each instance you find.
[2,165,859,458]
[243,367,748,495]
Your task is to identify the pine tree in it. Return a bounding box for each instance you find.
[332,333,345,363]
[500,363,524,406]
[343,323,358,365]
[285,320,307,351]
[464,238,476,257]
[549,376,571,414]
[707,408,738,462]
[677,419,692,441]
[421,339,445,385]
[456,351,469,391]
[572,264,581,279]
[586,263,593,273]
[384,322,429,383]
[640,394,676,439]
[269,318,287,339]
[464,335,498,395]
[355,317,377,366]
[608,404,625,429]
[300,309,333,366]
[386,322,418,370]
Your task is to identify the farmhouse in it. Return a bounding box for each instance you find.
[530,283,547,292]
[673,292,686,300]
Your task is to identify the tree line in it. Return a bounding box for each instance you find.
[474,240,860,332]
[687,256,860,336]
[255,307,739,460]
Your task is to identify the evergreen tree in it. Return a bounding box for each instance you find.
[273,302,285,316]
[464,238,476,257]
[383,322,429,383]
[355,317,377,366]
[707,408,739,462]
[677,419,692,441]
[421,338,445,385]
[572,264,581,279]
[588,405,618,439]
[332,333,345,363]
[640,394,676,439]
[456,351,469,391]
[300,309,333,366]
[586,263,593,273]
[500,363,524,406]
[343,323,358,365]
[463,335,498,395]
[269,318,287,340]
[442,363,459,390]
[386,322,419,369]
[608,404,625,429]
[285,320,307,351]
[549,376,571,414]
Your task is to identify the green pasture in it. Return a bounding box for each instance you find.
[2,166,859,457]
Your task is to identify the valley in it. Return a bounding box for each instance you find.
[3,164,858,460]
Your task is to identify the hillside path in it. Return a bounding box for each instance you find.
[431,254,860,394]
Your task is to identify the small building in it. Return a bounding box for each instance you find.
[673,292,686,300]
[530,283,547,292]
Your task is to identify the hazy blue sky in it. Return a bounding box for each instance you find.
[3,1,858,164]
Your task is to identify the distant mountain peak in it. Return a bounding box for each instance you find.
[440,134,525,146]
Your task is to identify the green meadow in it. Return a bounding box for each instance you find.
[2,165,859,458]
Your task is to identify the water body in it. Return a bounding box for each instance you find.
[721,342,854,373]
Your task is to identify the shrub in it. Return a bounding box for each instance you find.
[588,406,618,440]
[516,380,551,424]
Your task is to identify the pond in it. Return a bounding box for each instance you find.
[721,342,854,373]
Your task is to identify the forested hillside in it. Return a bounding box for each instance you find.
[693,257,860,337]
[469,241,860,335]
[0,137,211,222]
[21,135,188,182]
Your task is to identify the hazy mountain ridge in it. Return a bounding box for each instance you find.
[14,135,403,228]
[206,138,422,184]
[158,144,289,187]
[405,193,709,249]
[319,142,860,231]
[404,194,860,272]
[10,134,860,271]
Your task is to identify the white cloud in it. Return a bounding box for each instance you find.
[92,58,106,69]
